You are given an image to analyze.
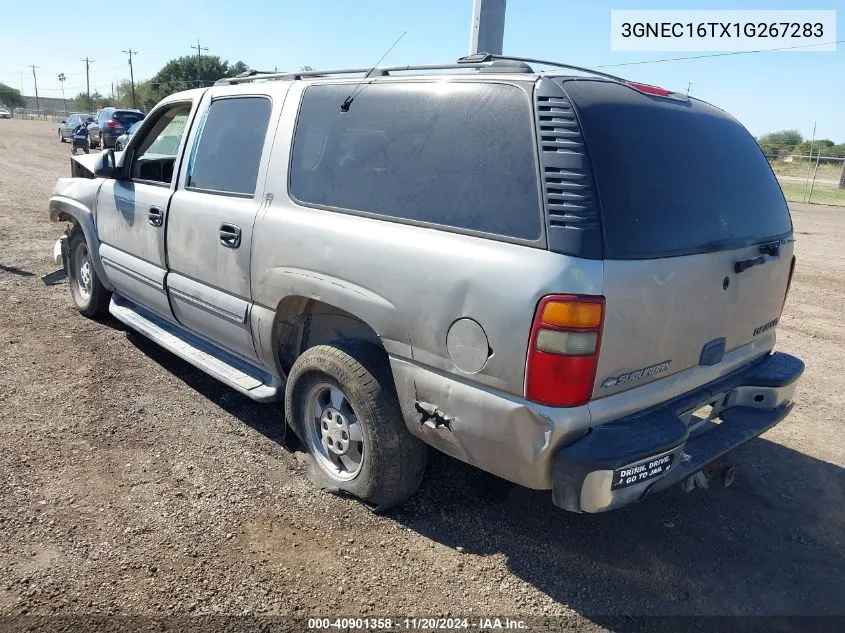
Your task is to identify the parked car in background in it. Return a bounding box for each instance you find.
[114,121,142,151]
[87,107,145,149]
[48,56,803,514]
[58,113,93,142]
[0,108,11,119]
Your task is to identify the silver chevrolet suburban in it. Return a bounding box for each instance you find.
[48,54,804,513]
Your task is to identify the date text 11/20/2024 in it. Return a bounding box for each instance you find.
[307,618,527,630]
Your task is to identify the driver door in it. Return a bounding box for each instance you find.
[96,98,198,320]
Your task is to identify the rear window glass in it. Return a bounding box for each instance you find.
[289,82,541,241]
[114,111,144,124]
[564,81,791,258]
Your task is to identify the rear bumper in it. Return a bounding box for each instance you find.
[552,352,804,512]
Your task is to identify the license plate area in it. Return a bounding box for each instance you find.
[611,452,675,490]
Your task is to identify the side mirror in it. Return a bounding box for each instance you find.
[93,149,118,179]
[60,119,66,124]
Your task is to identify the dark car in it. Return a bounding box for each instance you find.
[58,113,92,142]
[114,120,142,151]
[88,107,145,149]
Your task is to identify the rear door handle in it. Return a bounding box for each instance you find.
[148,206,163,227]
[219,223,242,249]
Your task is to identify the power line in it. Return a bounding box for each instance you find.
[595,39,844,69]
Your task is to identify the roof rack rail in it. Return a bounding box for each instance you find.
[457,53,626,82]
[215,61,531,85]
[215,54,625,86]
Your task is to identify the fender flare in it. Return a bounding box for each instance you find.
[49,195,114,291]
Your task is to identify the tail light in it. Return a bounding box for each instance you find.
[781,255,796,314]
[525,295,605,407]
[624,81,671,97]
[105,120,121,128]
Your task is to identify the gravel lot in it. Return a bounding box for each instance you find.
[1,119,843,631]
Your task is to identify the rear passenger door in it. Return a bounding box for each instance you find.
[165,89,282,362]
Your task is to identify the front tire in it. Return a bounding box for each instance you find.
[67,226,110,318]
[59,131,65,143]
[286,341,426,511]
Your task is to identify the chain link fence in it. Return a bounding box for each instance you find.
[766,151,845,207]
[10,108,73,122]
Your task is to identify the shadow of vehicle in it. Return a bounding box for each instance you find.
[119,328,844,629]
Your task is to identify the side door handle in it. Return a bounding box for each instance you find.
[219,223,242,249]
[148,206,164,227]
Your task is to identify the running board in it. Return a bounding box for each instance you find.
[109,295,281,402]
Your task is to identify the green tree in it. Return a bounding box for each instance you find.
[145,56,250,109]
[757,129,803,159]
[0,82,25,108]
[114,79,150,110]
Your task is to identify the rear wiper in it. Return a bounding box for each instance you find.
[735,241,781,274]
[697,237,756,253]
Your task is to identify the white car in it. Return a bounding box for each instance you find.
[0,108,12,119]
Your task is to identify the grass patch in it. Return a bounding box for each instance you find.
[778,180,845,207]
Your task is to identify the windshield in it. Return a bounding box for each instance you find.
[564,80,792,259]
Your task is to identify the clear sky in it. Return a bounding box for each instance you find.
[1,0,842,141]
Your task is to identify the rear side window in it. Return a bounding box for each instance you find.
[289,82,541,241]
[564,80,792,258]
[188,97,272,196]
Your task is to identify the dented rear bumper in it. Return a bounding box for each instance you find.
[552,352,803,512]
[389,350,802,511]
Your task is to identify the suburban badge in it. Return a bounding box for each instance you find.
[601,360,672,388]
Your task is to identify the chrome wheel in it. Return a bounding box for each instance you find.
[303,381,364,481]
[74,243,92,301]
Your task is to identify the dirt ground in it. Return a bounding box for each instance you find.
[1,119,844,632]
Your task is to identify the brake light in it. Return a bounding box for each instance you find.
[105,120,121,128]
[525,295,605,407]
[624,81,671,97]
[781,255,796,314]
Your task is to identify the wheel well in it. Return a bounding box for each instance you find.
[273,297,383,376]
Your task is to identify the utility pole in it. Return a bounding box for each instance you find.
[122,49,138,109]
[81,57,94,110]
[469,0,506,55]
[191,40,209,87]
[28,65,40,116]
[58,73,67,113]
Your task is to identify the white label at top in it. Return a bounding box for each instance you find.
[610,10,837,52]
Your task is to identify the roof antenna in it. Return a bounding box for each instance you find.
[341,30,407,112]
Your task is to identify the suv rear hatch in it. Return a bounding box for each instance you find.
[555,79,794,400]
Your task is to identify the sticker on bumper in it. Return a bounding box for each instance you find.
[611,454,675,490]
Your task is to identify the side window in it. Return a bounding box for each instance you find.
[130,103,192,185]
[289,82,541,241]
[187,97,272,196]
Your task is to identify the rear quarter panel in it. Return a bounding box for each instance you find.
[252,82,604,396]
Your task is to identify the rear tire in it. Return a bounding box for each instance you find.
[67,225,110,318]
[286,341,426,511]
